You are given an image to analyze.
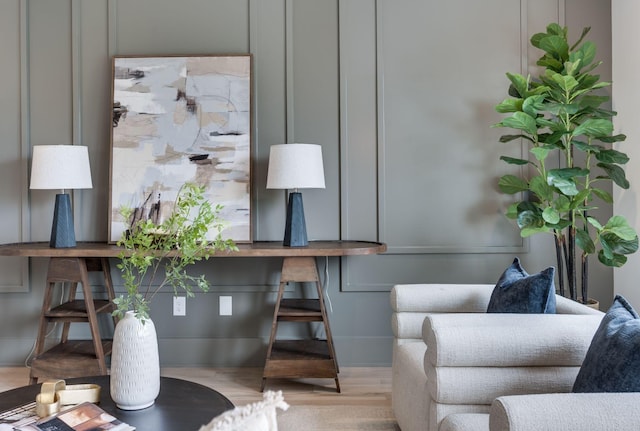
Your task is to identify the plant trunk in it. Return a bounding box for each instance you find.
[554,233,565,297]
[581,253,588,304]
[568,223,577,301]
[580,211,589,304]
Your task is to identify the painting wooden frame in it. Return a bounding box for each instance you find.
[109,54,252,243]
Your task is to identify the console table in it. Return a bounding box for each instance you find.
[0,241,386,389]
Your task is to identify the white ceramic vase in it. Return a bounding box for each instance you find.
[110,310,160,410]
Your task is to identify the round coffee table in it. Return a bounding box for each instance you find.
[0,376,234,431]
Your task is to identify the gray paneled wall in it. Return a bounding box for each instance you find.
[0,0,612,367]
[0,0,29,293]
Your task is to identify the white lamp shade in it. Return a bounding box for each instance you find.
[30,145,93,190]
[266,143,325,190]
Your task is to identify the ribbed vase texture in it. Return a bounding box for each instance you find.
[110,311,160,410]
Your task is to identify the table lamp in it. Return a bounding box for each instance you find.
[267,143,325,247]
[30,145,93,248]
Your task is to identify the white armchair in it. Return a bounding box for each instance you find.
[391,284,497,431]
[389,283,638,431]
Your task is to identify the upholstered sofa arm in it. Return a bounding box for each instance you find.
[555,294,604,315]
[391,284,494,340]
[423,313,603,367]
[490,393,640,431]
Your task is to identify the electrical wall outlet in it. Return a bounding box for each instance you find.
[219,296,232,316]
[173,296,186,316]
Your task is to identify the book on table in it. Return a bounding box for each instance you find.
[13,402,134,431]
[0,401,38,429]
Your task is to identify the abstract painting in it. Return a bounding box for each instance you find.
[109,55,252,243]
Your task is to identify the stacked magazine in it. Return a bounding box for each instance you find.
[1,402,134,431]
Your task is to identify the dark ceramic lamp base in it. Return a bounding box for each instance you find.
[283,192,308,247]
[50,193,76,248]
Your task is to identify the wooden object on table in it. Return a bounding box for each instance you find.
[0,241,387,388]
[29,257,116,384]
[262,256,341,392]
[0,241,386,259]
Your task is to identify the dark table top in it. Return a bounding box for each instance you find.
[0,376,234,431]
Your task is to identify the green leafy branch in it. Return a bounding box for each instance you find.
[493,23,638,301]
[113,183,238,322]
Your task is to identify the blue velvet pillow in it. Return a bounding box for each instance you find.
[486,257,556,313]
[573,295,640,392]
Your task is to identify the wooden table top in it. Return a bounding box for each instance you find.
[0,240,387,258]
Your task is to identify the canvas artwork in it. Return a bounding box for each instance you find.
[109,55,252,243]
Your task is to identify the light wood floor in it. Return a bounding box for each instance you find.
[0,367,398,429]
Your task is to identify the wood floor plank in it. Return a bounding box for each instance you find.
[0,367,399,430]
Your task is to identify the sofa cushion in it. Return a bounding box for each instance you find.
[491,393,640,431]
[440,413,489,431]
[423,314,602,367]
[426,364,579,405]
[487,257,556,314]
[573,295,640,392]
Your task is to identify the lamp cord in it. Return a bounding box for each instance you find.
[24,286,64,368]
[323,256,333,313]
[313,257,333,340]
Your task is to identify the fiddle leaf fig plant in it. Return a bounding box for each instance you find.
[494,23,638,303]
[113,182,238,322]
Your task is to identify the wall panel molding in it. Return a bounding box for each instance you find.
[71,0,82,147]
[20,0,30,245]
[249,0,287,241]
[339,0,384,291]
[0,0,30,293]
[339,0,378,242]
[285,0,294,143]
[375,0,527,255]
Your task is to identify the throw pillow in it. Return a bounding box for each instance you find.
[486,257,556,313]
[573,295,640,392]
[198,390,289,431]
